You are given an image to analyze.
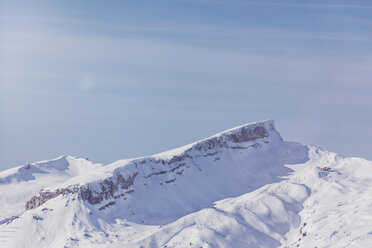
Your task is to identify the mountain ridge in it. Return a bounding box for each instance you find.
[23,119,287,215]
[1,120,372,248]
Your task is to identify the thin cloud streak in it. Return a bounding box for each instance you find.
[187,0,372,9]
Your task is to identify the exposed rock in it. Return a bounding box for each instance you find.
[98,201,116,211]
[26,188,77,210]
[226,125,268,143]
[78,172,138,205]
[25,172,138,210]
[6,216,19,225]
[167,153,192,164]
[32,214,43,220]
[192,136,226,151]
[169,163,186,173]
[144,170,167,179]
[164,178,176,184]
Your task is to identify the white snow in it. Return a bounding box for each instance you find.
[1,120,372,247]
[0,156,101,223]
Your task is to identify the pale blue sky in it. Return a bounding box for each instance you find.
[1,0,372,170]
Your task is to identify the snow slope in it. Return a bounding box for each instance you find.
[1,120,372,248]
[0,156,100,223]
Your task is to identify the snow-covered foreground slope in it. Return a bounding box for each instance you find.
[0,156,99,224]
[1,120,372,248]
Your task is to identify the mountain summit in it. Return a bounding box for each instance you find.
[1,120,372,248]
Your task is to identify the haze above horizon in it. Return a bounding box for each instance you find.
[1,0,372,170]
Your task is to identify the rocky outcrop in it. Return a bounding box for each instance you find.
[79,172,138,204]
[189,120,273,152]
[226,125,268,143]
[25,188,77,210]
[25,172,138,210]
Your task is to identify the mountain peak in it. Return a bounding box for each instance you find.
[190,119,281,151]
[212,119,277,142]
[154,119,282,161]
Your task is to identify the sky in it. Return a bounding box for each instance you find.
[1,0,372,170]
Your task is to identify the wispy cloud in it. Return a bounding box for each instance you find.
[184,0,372,9]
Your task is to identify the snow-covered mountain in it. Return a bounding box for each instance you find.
[1,120,372,248]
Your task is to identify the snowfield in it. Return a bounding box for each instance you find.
[1,120,372,248]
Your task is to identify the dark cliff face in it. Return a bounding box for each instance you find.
[25,188,77,210]
[79,172,138,205]
[24,121,277,211]
[191,123,271,152]
[25,172,138,210]
[226,125,268,143]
